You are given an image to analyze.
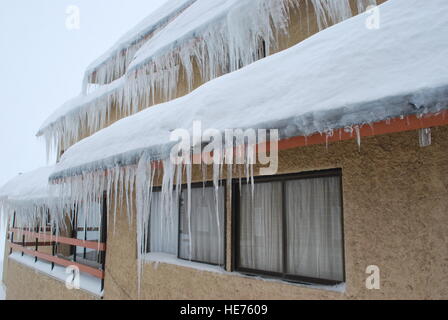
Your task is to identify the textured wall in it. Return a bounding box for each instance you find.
[5,126,447,300]
[5,259,98,300]
[101,125,448,300]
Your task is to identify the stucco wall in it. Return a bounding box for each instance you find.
[5,258,97,300]
[99,125,448,300]
[5,126,447,300]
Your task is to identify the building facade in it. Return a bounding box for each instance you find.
[2,0,448,300]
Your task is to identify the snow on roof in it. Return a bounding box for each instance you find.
[124,0,372,106]
[128,0,370,73]
[0,166,76,233]
[0,167,54,203]
[40,0,372,158]
[84,0,196,88]
[52,0,448,179]
[37,78,126,157]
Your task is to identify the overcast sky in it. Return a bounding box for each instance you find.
[0,0,167,187]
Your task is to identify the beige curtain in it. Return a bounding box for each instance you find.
[179,186,225,265]
[286,176,344,282]
[149,191,179,255]
[239,182,283,273]
[238,176,343,282]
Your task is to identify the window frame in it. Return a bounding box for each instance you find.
[232,169,345,286]
[146,181,227,268]
[177,181,227,267]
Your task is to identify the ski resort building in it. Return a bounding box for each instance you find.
[1,0,448,300]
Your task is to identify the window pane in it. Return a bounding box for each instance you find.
[239,182,283,273]
[149,191,179,255]
[179,186,225,265]
[76,203,102,262]
[286,176,344,282]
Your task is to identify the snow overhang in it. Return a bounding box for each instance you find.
[83,0,197,87]
[40,0,375,158]
[50,0,448,180]
[0,166,64,226]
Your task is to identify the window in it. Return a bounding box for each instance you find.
[148,191,179,255]
[234,170,344,285]
[179,185,225,265]
[73,203,103,264]
[147,184,226,267]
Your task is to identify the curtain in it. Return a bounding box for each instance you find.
[239,182,283,273]
[149,191,179,255]
[179,186,225,265]
[286,176,344,282]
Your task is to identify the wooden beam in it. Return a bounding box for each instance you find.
[9,242,105,279]
[10,228,106,251]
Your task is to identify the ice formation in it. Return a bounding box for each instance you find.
[37,78,126,159]
[40,0,448,289]
[9,0,448,291]
[83,0,197,91]
[39,0,374,159]
[51,0,448,179]
[0,167,62,232]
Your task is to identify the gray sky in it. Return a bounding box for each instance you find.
[0,0,166,186]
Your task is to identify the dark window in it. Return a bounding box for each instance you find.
[234,169,344,285]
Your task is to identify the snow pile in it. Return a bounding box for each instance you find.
[83,0,197,90]
[47,0,448,288]
[0,166,62,230]
[40,0,373,158]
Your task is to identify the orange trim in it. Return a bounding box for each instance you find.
[12,242,54,247]
[9,242,105,279]
[10,228,106,251]
[273,112,448,152]
[51,111,448,181]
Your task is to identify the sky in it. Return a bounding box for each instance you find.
[0,0,167,187]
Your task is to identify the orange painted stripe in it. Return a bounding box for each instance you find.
[10,228,106,251]
[9,242,105,279]
[51,111,448,181]
[12,242,54,247]
[272,111,448,152]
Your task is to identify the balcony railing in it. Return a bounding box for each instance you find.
[8,227,106,290]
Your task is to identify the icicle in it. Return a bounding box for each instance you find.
[354,125,362,150]
[185,159,193,261]
[39,0,376,160]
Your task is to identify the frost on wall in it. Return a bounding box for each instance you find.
[40,0,375,159]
